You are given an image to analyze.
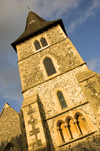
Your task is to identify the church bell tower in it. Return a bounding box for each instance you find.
[11,11,100,151]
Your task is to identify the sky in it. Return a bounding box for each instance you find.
[0,0,100,113]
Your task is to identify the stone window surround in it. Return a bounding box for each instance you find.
[57,91,68,109]
[34,36,49,52]
[58,131,96,148]
[54,88,73,112]
[1,140,22,151]
[54,109,96,146]
[17,37,68,63]
[40,54,60,80]
[43,57,57,76]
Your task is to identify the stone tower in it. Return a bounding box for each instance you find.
[11,11,100,151]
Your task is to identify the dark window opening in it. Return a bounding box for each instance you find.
[76,115,83,135]
[23,122,25,128]
[40,37,48,47]
[57,91,68,109]
[43,57,56,76]
[5,144,14,151]
[59,123,65,143]
[68,119,73,139]
[34,40,41,50]
[9,146,14,151]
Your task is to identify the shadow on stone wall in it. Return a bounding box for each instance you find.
[56,131,100,151]
[0,134,23,151]
[37,94,55,151]
[20,109,28,151]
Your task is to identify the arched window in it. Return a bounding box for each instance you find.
[59,122,65,143]
[43,57,56,76]
[57,91,68,109]
[40,37,48,47]
[67,119,73,139]
[9,146,14,151]
[76,114,88,135]
[57,121,69,144]
[55,112,94,146]
[34,40,41,50]
[5,144,14,151]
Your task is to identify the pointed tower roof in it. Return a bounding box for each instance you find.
[11,11,67,51]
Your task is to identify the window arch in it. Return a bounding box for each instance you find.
[43,57,56,76]
[55,111,94,146]
[67,118,73,139]
[58,122,65,143]
[34,40,41,50]
[5,144,14,151]
[3,141,22,151]
[57,91,68,109]
[40,37,48,47]
[57,120,68,144]
[75,113,89,135]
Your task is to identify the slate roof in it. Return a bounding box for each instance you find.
[11,11,67,51]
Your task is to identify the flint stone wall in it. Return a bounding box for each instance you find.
[23,64,88,119]
[0,104,23,150]
[17,25,84,91]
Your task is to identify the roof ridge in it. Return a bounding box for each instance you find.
[0,102,19,118]
[25,11,46,30]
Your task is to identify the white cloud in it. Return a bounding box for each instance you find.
[0,0,82,21]
[67,0,100,33]
[87,57,100,74]
[35,0,82,19]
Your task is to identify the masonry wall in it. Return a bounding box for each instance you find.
[79,75,100,123]
[0,104,23,151]
[21,101,48,151]
[22,64,100,150]
[16,23,100,151]
[17,25,84,91]
[46,103,100,151]
[23,64,88,118]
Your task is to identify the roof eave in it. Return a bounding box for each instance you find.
[11,19,67,52]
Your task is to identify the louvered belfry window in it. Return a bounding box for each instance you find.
[57,91,68,109]
[34,40,41,50]
[43,57,56,76]
[40,37,48,47]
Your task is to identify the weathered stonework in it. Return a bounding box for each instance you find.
[17,25,66,61]
[17,25,84,91]
[46,103,99,146]
[0,103,23,151]
[23,65,88,119]
[56,131,100,151]
[21,98,48,151]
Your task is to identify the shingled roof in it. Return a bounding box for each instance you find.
[11,11,67,51]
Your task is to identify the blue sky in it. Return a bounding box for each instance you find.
[0,0,100,113]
